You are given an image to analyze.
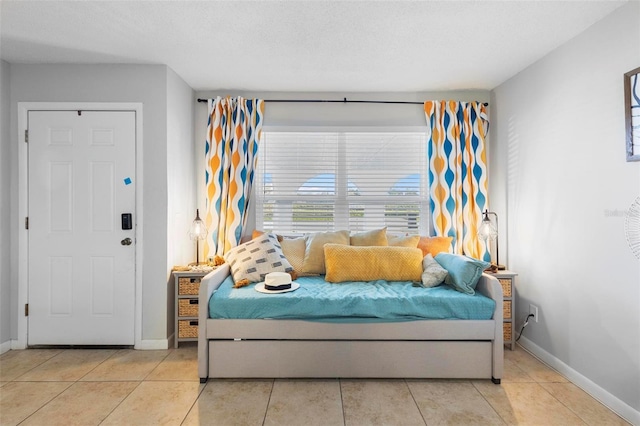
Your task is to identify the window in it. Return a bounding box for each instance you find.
[255,131,428,235]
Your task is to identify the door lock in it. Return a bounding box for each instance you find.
[121,237,132,246]
[121,213,132,230]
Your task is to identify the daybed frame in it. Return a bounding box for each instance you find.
[198,264,503,384]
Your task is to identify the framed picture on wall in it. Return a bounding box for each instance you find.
[625,66,640,162]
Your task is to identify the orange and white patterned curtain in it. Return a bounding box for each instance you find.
[204,96,264,257]
[424,100,490,260]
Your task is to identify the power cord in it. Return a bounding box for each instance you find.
[515,314,535,342]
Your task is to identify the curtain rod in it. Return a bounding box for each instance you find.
[196,97,488,106]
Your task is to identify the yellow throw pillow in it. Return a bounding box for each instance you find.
[350,227,388,246]
[387,234,420,248]
[417,236,453,257]
[301,230,350,275]
[324,244,423,283]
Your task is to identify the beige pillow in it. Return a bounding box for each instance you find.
[324,244,423,283]
[387,234,420,248]
[350,227,388,246]
[301,230,350,275]
[279,237,307,273]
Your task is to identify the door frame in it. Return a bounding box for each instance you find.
[17,102,144,349]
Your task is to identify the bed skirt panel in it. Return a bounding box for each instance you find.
[208,340,492,379]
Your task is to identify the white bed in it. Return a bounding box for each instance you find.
[198,263,504,383]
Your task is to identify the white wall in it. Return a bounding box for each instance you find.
[0,59,11,351]
[166,67,196,339]
[8,64,171,342]
[491,2,640,421]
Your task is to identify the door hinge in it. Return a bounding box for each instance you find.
[25,217,29,230]
[24,129,28,143]
[25,303,29,316]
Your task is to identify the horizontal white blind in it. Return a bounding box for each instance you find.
[256,131,428,235]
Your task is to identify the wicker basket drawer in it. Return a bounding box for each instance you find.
[503,300,512,320]
[178,319,198,338]
[499,278,512,297]
[178,299,199,317]
[178,277,201,295]
[503,322,512,341]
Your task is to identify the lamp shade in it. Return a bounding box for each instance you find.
[189,209,208,241]
[478,212,498,241]
[189,209,208,265]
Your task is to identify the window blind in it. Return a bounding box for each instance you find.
[255,131,429,235]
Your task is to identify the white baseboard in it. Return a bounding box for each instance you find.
[135,339,169,350]
[519,336,639,425]
[0,339,27,353]
[11,339,26,350]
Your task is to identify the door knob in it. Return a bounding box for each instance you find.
[121,237,132,246]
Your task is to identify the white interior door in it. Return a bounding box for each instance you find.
[28,110,136,345]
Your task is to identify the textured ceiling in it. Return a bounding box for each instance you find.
[0,0,628,92]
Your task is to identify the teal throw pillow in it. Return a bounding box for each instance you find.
[434,253,490,295]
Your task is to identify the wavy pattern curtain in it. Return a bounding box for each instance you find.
[204,96,264,257]
[424,100,490,260]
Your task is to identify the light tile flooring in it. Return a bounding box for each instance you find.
[0,344,629,425]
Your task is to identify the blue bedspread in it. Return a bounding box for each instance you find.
[209,275,495,321]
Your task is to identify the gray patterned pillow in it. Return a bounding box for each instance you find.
[224,233,293,284]
[420,254,448,288]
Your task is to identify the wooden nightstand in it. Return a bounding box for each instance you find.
[172,270,208,348]
[490,270,517,350]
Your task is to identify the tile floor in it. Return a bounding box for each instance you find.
[0,344,630,425]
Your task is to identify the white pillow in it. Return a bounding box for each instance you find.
[420,254,448,288]
[224,233,293,284]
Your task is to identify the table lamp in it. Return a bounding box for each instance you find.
[478,209,505,270]
[189,209,208,265]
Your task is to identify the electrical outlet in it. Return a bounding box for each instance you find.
[529,304,539,323]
